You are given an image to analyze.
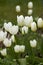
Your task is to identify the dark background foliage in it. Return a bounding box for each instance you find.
[0,0,43,24]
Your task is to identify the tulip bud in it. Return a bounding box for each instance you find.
[20,45,25,52]
[14,45,20,53]
[24,16,33,27]
[16,5,20,12]
[3,38,12,47]
[11,35,16,42]
[30,39,37,47]
[17,15,24,26]
[28,2,33,8]
[28,9,33,15]
[22,26,28,34]
[0,48,7,56]
[37,18,43,28]
[31,22,37,32]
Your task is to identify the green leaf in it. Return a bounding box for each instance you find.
[18,58,26,65]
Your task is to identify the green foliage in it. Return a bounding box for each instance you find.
[0,29,43,65]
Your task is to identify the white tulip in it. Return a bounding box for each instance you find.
[28,2,33,8]
[0,48,7,56]
[31,22,37,32]
[14,45,20,53]
[37,18,43,28]
[3,38,12,47]
[28,9,33,15]
[24,16,33,27]
[14,45,25,53]
[0,31,4,41]
[0,31,7,42]
[30,39,37,47]
[11,35,15,42]
[17,15,24,26]
[22,26,28,34]
[20,45,25,52]
[4,22,12,32]
[16,5,20,12]
[9,25,19,35]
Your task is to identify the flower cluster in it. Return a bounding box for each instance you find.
[0,1,43,58]
[14,45,25,53]
[4,22,19,35]
[0,19,38,56]
[0,22,19,56]
[17,15,43,32]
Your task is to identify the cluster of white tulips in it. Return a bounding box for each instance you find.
[0,20,38,56]
[0,22,18,47]
[14,45,25,53]
[4,22,19,35]
[0,22,25,56]
[0,1,43,57]
[17,15,43,33]
[0,18,43,56]
[16,1,43,33]
[0,22,18,56]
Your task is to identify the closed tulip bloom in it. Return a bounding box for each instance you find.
[14,45,20,53]
[30,39,37,47]
[24,16,33,27]
[9,25,19,35]
[0,48,7,56]
[16,5,20,12]
[28,9,33,15]
[3,38,12,47]
[28,2,33,8]
[17,15,24,26]
[20,45,25,52]
[37,18,43,28]
[31,22,37,32]
[0,31,7,42]
[22,26,28,34]
[4,22,12,32]
[11,35,15,42]
[0,31,4,41]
